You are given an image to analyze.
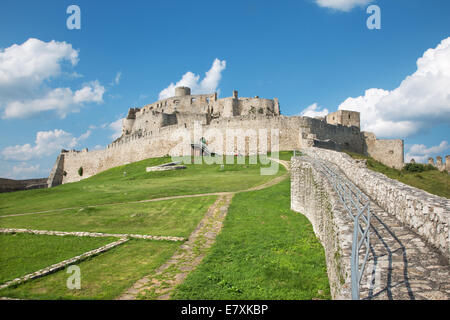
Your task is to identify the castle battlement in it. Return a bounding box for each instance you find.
[120,87,280,138]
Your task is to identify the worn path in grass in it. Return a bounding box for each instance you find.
[0,162,288,219]
[118,159,290,300]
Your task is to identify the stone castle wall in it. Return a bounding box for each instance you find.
[305,147,450,263]
[0,178,48,193]
[363,132,404,170]
[291,157,353,299]
[428,155,450,173]
[59,114,384,184]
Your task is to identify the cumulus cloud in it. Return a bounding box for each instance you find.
[299,103,329,118]
[12,163,43,179]
[109,118,123,140]
[315,0,373,12]
[159,59,226,100]
[0,38,78,92]
[338,37,450,138]
[3,81,105,119]
[1,129,90,161]
[0,38,105,119]
[405,141,449,163]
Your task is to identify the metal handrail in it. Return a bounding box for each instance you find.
[310,158,371,300]
[191,142,213,156]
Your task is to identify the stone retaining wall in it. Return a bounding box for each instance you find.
[305,147,450,263]
[0,178,48,193]
[291,157,353,299]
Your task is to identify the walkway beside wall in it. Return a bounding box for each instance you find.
[291,151,450,300]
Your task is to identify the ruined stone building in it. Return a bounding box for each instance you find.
[48,87,408,186]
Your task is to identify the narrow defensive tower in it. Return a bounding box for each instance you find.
[175,86,191,97]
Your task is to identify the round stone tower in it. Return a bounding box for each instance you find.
[175,86,191,96]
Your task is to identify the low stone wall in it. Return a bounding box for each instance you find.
[0,237,129,290]
[305,147,450,263]
[291,157,353,299]
[0,178,47,193]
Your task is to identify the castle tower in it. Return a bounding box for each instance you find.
[436,156,443,170]
[428,157,435,166]
[446,155,450,172]
[274,98,280,115]
[175,86,191,97]
[122,108,138,136]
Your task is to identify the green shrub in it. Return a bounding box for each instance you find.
[403,163,437,173]
[78,167,83,176]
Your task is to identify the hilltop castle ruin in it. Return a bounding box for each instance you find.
[48,87,407,187]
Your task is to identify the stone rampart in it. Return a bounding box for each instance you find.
[0,178,48,193]
[60,115,377,184]
[291,156,353,299]
[305,147,450,263]
[363,132,404,170]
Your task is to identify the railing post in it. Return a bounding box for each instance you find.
[351,217,360,300]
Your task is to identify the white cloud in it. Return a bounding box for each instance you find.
[2,81,105,119]
[159,59,226,100]
[114,72,121,85]
[109,118,123,140]
[12,163,42,179]
[0,38,105,119]
[0,38,78,92]
[299,103,329,118]
[405,141,449,163]
[1,129,90,161]
[93,145,104,151]
[338,37,450,138]
[315,0,373,12]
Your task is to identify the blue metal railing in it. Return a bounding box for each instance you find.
[310,157,371,300]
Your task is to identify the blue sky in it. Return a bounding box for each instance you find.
[0,0,449,178]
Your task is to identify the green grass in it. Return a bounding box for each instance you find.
[269,150,296,161]
[0,239,180,299]
[344,151,450,198]
[0,233,116,284]
[0,196,216,238]
[170,178,331,300]
[0,156,285,215]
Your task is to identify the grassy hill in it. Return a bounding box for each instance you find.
[0,154,330,300]
[0,155,285,216]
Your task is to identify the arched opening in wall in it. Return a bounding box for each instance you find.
[206,97,210,103]
[349,115,351,119]
[191,98,196,103]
